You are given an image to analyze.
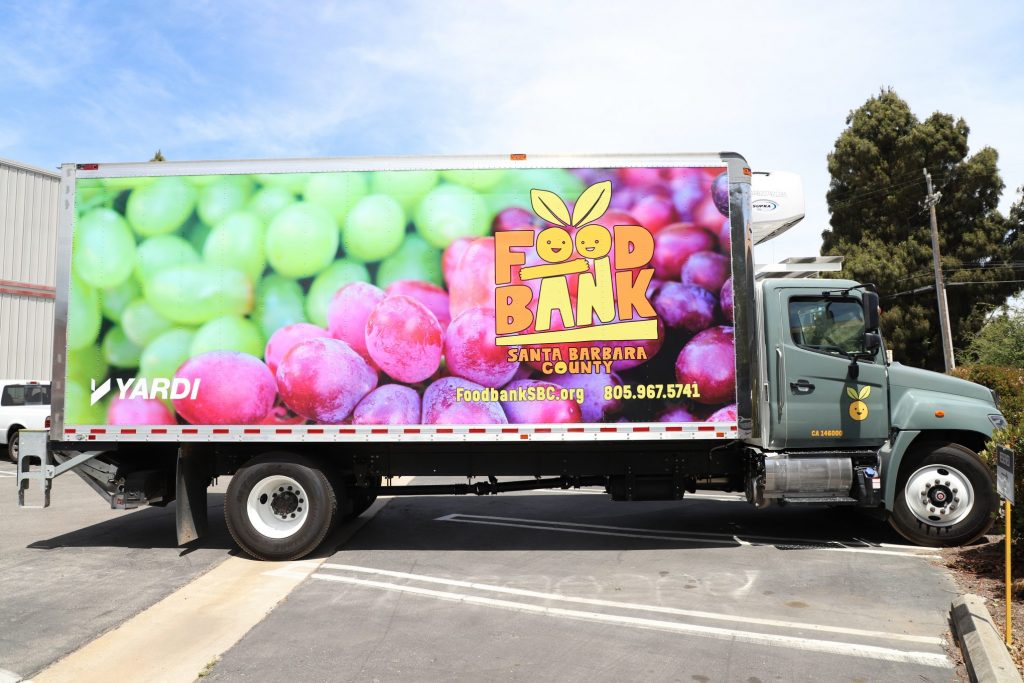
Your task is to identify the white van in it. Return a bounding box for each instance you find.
[1,381,50,462]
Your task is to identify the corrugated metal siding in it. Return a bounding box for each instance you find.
[0,158,59,379]
[0,294,54,379]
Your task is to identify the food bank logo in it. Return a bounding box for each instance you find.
[494,181,658,346]
[846,385,870,421]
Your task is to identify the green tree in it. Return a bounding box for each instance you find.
[821,89,1022,370]
[962,310,1024,368]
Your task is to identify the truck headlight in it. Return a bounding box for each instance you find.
[988,414,1007,430]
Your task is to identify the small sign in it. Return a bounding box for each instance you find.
[996,446,1015,505]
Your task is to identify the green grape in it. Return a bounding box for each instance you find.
[64,380,106,425]
[440,169,506,192]
[305,259,369,327]
[103,326,142,368]
[67,275,101,350]
[121,299,173,347]
[254,274,307,338]
[67,345,108,386]
[376,234,443,288]
[126,177,197,237]
[101,176,157,192]
[255,173,309,194]
[135,234,199,284]
[144,264,252,325]
[304,172,368,226]
[197,175,254,227]
[100,277,141,323]
[203,211,266,281]
[248,186,294,222]
[72,208,137,288]
[265,202,339,278]
[342,194,405,262]
[140,328,195,380]
[414,184,489,248]
[190,315,265,357]
[370,170,438,213]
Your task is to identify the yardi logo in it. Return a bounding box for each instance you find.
[89,377,200,405]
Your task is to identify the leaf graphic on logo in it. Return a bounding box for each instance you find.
[530,189,571,227]
[859,386,871,399]
[571,181,612,227]
[846,387,859,400]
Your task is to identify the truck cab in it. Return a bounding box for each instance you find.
[751,277,1002,545]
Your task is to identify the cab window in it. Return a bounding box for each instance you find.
[789,298,866,356]
[1,384,50,406]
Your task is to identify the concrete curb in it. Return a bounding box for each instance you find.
[951,594,1022,683]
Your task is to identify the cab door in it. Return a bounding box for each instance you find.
[769,288,889,449]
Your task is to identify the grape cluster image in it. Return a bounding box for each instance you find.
[65,165,736,427]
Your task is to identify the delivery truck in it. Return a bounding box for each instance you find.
[16,152,1005,561]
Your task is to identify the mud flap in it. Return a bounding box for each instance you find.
[175,444,210,546]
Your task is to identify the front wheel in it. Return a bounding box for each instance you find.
[225,453,337,561]
[889,442,996,547]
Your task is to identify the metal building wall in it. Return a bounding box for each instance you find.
[0,158,59,380]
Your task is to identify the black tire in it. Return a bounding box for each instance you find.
[7,428,20,463]
[889,442,996,547]
[225,453,337,561]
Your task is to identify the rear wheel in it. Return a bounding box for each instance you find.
[889,442,996,547]
[225,453,337,561]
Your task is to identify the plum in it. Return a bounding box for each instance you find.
[107,395,176,425]
[326,282,386,361]
[265,322,328,375]
[657,404,698,422]
[365,295,443,383]
[651,223,717,280]
[548,372,623,422]
[500,379,582,424]
[448,237,497,318]
[174,351,277,424]
[422,377,508,424]
[630,195,675,234]
[674,326,735,406]
[442,236,473,288]
[681,251,730,294]
[711,172,730,216]
[445,306,520,388]
[653,282,717,333]
[720,277,734,323]
[493,206,535,232]
[386,279,451,331]
[707,403,738,422]
[276,337,377,423]
[352,384,421,425]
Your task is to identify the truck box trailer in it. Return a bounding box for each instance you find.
[17,152,1004,560]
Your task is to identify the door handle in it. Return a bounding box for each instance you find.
[790,379,815,395]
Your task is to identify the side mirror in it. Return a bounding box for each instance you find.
[862,291,880,332]
[864,332,882,354]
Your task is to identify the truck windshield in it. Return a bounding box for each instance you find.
[1,384,51,406]
[789,298,866,356]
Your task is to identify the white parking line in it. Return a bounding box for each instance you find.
[304,572,950,668]
[317,563,941,645]
[435,513,940,558]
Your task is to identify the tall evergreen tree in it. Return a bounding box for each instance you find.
[821,89,1022,370]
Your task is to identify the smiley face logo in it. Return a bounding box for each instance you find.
[574,224,611,259]
[846,386,870,421]
[536,227,573,263]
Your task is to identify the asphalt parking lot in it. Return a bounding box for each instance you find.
[1,465,963,682]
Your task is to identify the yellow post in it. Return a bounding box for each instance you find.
[1007,499,1013,647]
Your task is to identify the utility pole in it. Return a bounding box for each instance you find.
[924,169,955,371]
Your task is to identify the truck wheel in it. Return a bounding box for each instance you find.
[225,453,337,561]
[889,442,996,547]
[7,429,20,463]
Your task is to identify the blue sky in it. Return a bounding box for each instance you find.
[2,1,1022,262]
